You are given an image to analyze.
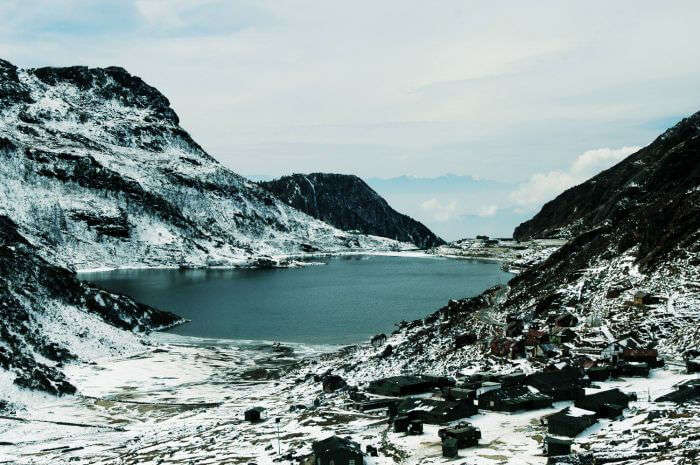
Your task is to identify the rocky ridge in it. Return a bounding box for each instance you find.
[259,173,444,249]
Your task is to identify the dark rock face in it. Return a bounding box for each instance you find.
[514,113,700,269]
[260,173,444,248]
[0,215,181,395]
[506,112,699,321]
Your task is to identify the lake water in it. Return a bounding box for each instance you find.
[81,255,511,345]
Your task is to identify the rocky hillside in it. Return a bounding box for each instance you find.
[259,173,444,248]
[0,59,406,271]
[0,215,181,398]
[514,112,700,269]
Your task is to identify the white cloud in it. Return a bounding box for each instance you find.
[509,145,641,207]
[571,146,641,177]
[420,198,457,222]
[1,2,696,179]
[476,205,499,217]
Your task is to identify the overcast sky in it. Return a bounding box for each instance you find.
[2,1,699,230]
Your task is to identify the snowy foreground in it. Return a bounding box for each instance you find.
[0,332,697,465]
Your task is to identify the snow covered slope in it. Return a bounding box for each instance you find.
[0,59,406,271]
[0,215,182,399]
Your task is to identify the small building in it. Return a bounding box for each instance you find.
[550,327,577,345]
[586,365,613,382]
[526,368,585,401]
[407,420,423,435]
[442,387,476,402]
[555,313,579,328]
[476,235,489,240]
[506,319,524,338]
[393,415,410,432]
[366,375,455,397]
[617,361,650,377]
[244,406,265,422]
[545,436,572,456]
[490,337,523,359]
[442,437,459,458]
[323,375,347,393]
[397,398,477,424]
[499,371,526,387]
[455,332,477,348]
[687,357,700,374]
[575,388,633,418]
[545,407,597,437]
[655,379,700,403]
[602,337,641,362]
[312,436,364,465]
[357,398,399,413]
[478,385,553,412]
[621,349,663,368]
[438,422,481,448]
[633,291,653,306]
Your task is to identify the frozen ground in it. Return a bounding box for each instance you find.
[0,333,697,465]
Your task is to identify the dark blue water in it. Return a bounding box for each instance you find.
[81,255,511,345]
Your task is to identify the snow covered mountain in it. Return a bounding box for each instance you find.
[0,59,406,272]
[0,59,410,399]
[259,173,444,248]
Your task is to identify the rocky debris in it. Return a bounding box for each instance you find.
[259,173,444,249]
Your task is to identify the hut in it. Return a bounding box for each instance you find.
[367,375,454,397]
[633,291,653,306]
[555,313,579,327]
[545,407,597,437]
[244,406,265,422]
[550,327,577,345]
[621,349,663,368]
[499,371,526,387]
[526,368,585,401]
[575,388,633,418]
[617,361,650,377]
[407,420,423,435]
[506,319,524,338]
[655,379,700,403]
[323,375,347,393]
[442,387,476,402]
[397,398,477,424]
[687,357,700,374]
[357,398,399,413]
[586,365,613,382]
[545,436,572,456]
[455,332,477,348]
[438,422,481,448]
[393,416,410,432]
[312,436,364,465]
[442,437,459,458]
[478,385,553,412]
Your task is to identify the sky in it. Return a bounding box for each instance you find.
[2,1,699,238]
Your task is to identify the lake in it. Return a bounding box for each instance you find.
[81,255,511,345]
